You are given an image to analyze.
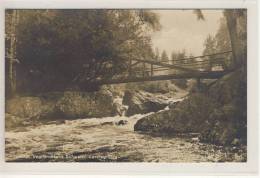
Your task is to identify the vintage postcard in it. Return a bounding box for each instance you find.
[1,0,258,175]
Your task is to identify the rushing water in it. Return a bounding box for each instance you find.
[5,92,246,162]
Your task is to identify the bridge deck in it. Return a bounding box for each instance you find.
[95,70,231,85]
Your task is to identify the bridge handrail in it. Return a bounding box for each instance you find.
[151,58,227,69]
[160,50,232,63]
[132,58,199,73]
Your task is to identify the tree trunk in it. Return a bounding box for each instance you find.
[7,10,18,97]
[224,10,245,68]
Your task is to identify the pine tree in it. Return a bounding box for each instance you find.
[161,50,169,62]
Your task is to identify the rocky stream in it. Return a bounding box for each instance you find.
[5,88,246,162]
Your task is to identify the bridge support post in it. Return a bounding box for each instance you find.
[151,64,153,76]
[197,78,201,92]
[128,59,132,77]
[142,62,145,77]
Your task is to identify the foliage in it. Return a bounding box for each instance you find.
[154,47,160,61]
[202,18,233,70]
[203,35,216,55]
[193,10,205,20]
[215,18,232,53]
[171,49,186,63]
[6,90,120,121]
[223,9,247,66]
[201,10,247,69]
[12,10,160,93]
[160,50,169,61]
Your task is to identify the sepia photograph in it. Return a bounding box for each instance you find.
[5,9,247,163]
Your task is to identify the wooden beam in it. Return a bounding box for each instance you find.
[151,64,153,76]
[142,62,145,77]
[95,71,231,85]
[197,78,201,92]
[130,61,141,67]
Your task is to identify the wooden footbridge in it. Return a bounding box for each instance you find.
[93,50,234,85]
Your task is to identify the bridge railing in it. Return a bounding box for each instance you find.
[89,50,234,85]
[126,50,233,78]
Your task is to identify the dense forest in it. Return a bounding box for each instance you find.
[6,10,161,94]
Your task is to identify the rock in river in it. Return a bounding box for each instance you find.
[122,90,169,116]
[116,120,128,126]
[134,93,217,134]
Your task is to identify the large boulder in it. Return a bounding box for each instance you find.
[134,93,217,134]
[55,90,116,118]
[122,90,168,116]
[6,97,54,119]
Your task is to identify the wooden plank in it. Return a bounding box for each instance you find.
[130,61,140,67]
[139,68,171,73]
[151,64,153,76]
[197,78,201,91]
